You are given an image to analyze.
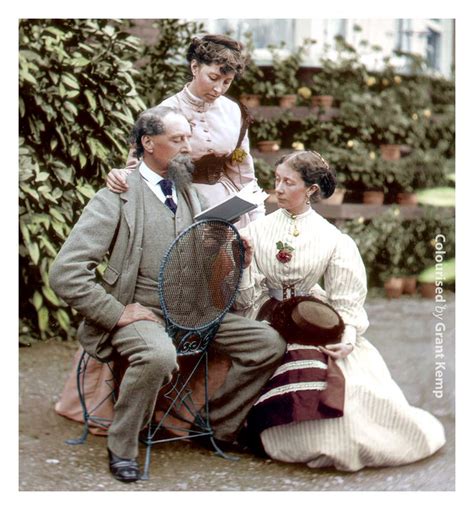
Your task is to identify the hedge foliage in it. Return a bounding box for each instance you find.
[342,207,455,287]
[19,19,148,342]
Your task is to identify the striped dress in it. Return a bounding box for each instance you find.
[235,208,446,471]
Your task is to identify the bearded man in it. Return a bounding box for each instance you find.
[49,106,285,483]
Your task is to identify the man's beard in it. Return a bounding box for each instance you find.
[167,154,195,191]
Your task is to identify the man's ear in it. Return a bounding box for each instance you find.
[141,135,154,154]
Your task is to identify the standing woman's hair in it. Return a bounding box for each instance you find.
[276,151,337,202]
[186,34,248,76]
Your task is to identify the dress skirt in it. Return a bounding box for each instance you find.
[260,336,446,471]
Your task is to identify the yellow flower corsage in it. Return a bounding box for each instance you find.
[231,147,247,164]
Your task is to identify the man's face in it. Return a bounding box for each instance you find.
[142,112,192,175]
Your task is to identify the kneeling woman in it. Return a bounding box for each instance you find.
[235,150,446,471]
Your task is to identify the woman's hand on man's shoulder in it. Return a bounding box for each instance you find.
[106,167,133,193]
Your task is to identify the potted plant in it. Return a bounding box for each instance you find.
[311,68,337,109]
[268,41,311,108]
[254,158,276,193]
[250,118,281,153]
[418,258,455,299]
[370,89,411,161]
[383,273,404,298]
[310,35,369,109]
[392,150,451,205]
[232,32,267,108]
[239,80,272,108]
[386,159,418,205]
[379,218,410,298]
[358,160,387,205]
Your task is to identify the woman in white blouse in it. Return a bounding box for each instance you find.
[106,34,264,229]
[236,150,446,471]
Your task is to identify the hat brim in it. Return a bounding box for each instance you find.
[269,296,345,346]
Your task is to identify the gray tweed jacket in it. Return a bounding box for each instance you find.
[49,169,203,360]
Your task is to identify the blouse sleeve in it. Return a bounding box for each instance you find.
[324,233,370,343]
[233,226,268,314]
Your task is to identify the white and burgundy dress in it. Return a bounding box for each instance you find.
[235,208,446,471]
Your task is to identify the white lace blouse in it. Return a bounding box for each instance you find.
[159,85,265,227]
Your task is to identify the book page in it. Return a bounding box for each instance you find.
[194,182,268,223]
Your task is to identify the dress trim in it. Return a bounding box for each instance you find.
[255,381,328,405]
[270,360,328,379]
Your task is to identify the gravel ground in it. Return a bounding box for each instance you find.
[19,296,455,492]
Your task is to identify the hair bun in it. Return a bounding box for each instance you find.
[319,171,337,199]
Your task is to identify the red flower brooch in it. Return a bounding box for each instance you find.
[276,241,294,263]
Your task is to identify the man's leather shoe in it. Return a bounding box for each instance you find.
[107,448,140,483]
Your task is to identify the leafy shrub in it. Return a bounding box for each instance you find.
[254,158,275,190]
[19,19,147,341]
[342,207,455,285]
[133,19,205,106]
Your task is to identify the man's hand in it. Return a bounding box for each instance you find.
[116,303,161,327]
[319,342,354,360]
[106,168,132,193]
[240,235,254,269]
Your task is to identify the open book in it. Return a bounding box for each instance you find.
[194,183,269,223]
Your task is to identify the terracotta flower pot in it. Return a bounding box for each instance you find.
[311,95,334,109]
[402,276,417,295]
[384,277,404,299]
[323,188,345,205]
[362,191,384,205]
[256,140,280,153]
[419,282,437,299]
[396,192,418,206]
[380,144,401,161]
[239,94,261,108]
[278,95,297,108]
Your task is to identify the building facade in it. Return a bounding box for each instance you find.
[205,19,454,78]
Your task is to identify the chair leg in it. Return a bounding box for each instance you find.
[65,422,90,445]
[65,349,91,445]
[65,350,117,446]
[141,423,153,480]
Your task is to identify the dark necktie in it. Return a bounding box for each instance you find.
[158,179,177,214]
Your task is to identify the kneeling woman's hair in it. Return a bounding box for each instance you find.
[276,151,337,202]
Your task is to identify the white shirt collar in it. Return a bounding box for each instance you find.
[139,160,166,186]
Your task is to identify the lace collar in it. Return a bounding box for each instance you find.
[281,207,315,220]
[180,84,213,112]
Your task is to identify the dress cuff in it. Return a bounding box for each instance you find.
[239,267,253,289]
[341,325,357,346]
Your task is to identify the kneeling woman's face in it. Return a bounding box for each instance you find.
[275,162,316,215]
